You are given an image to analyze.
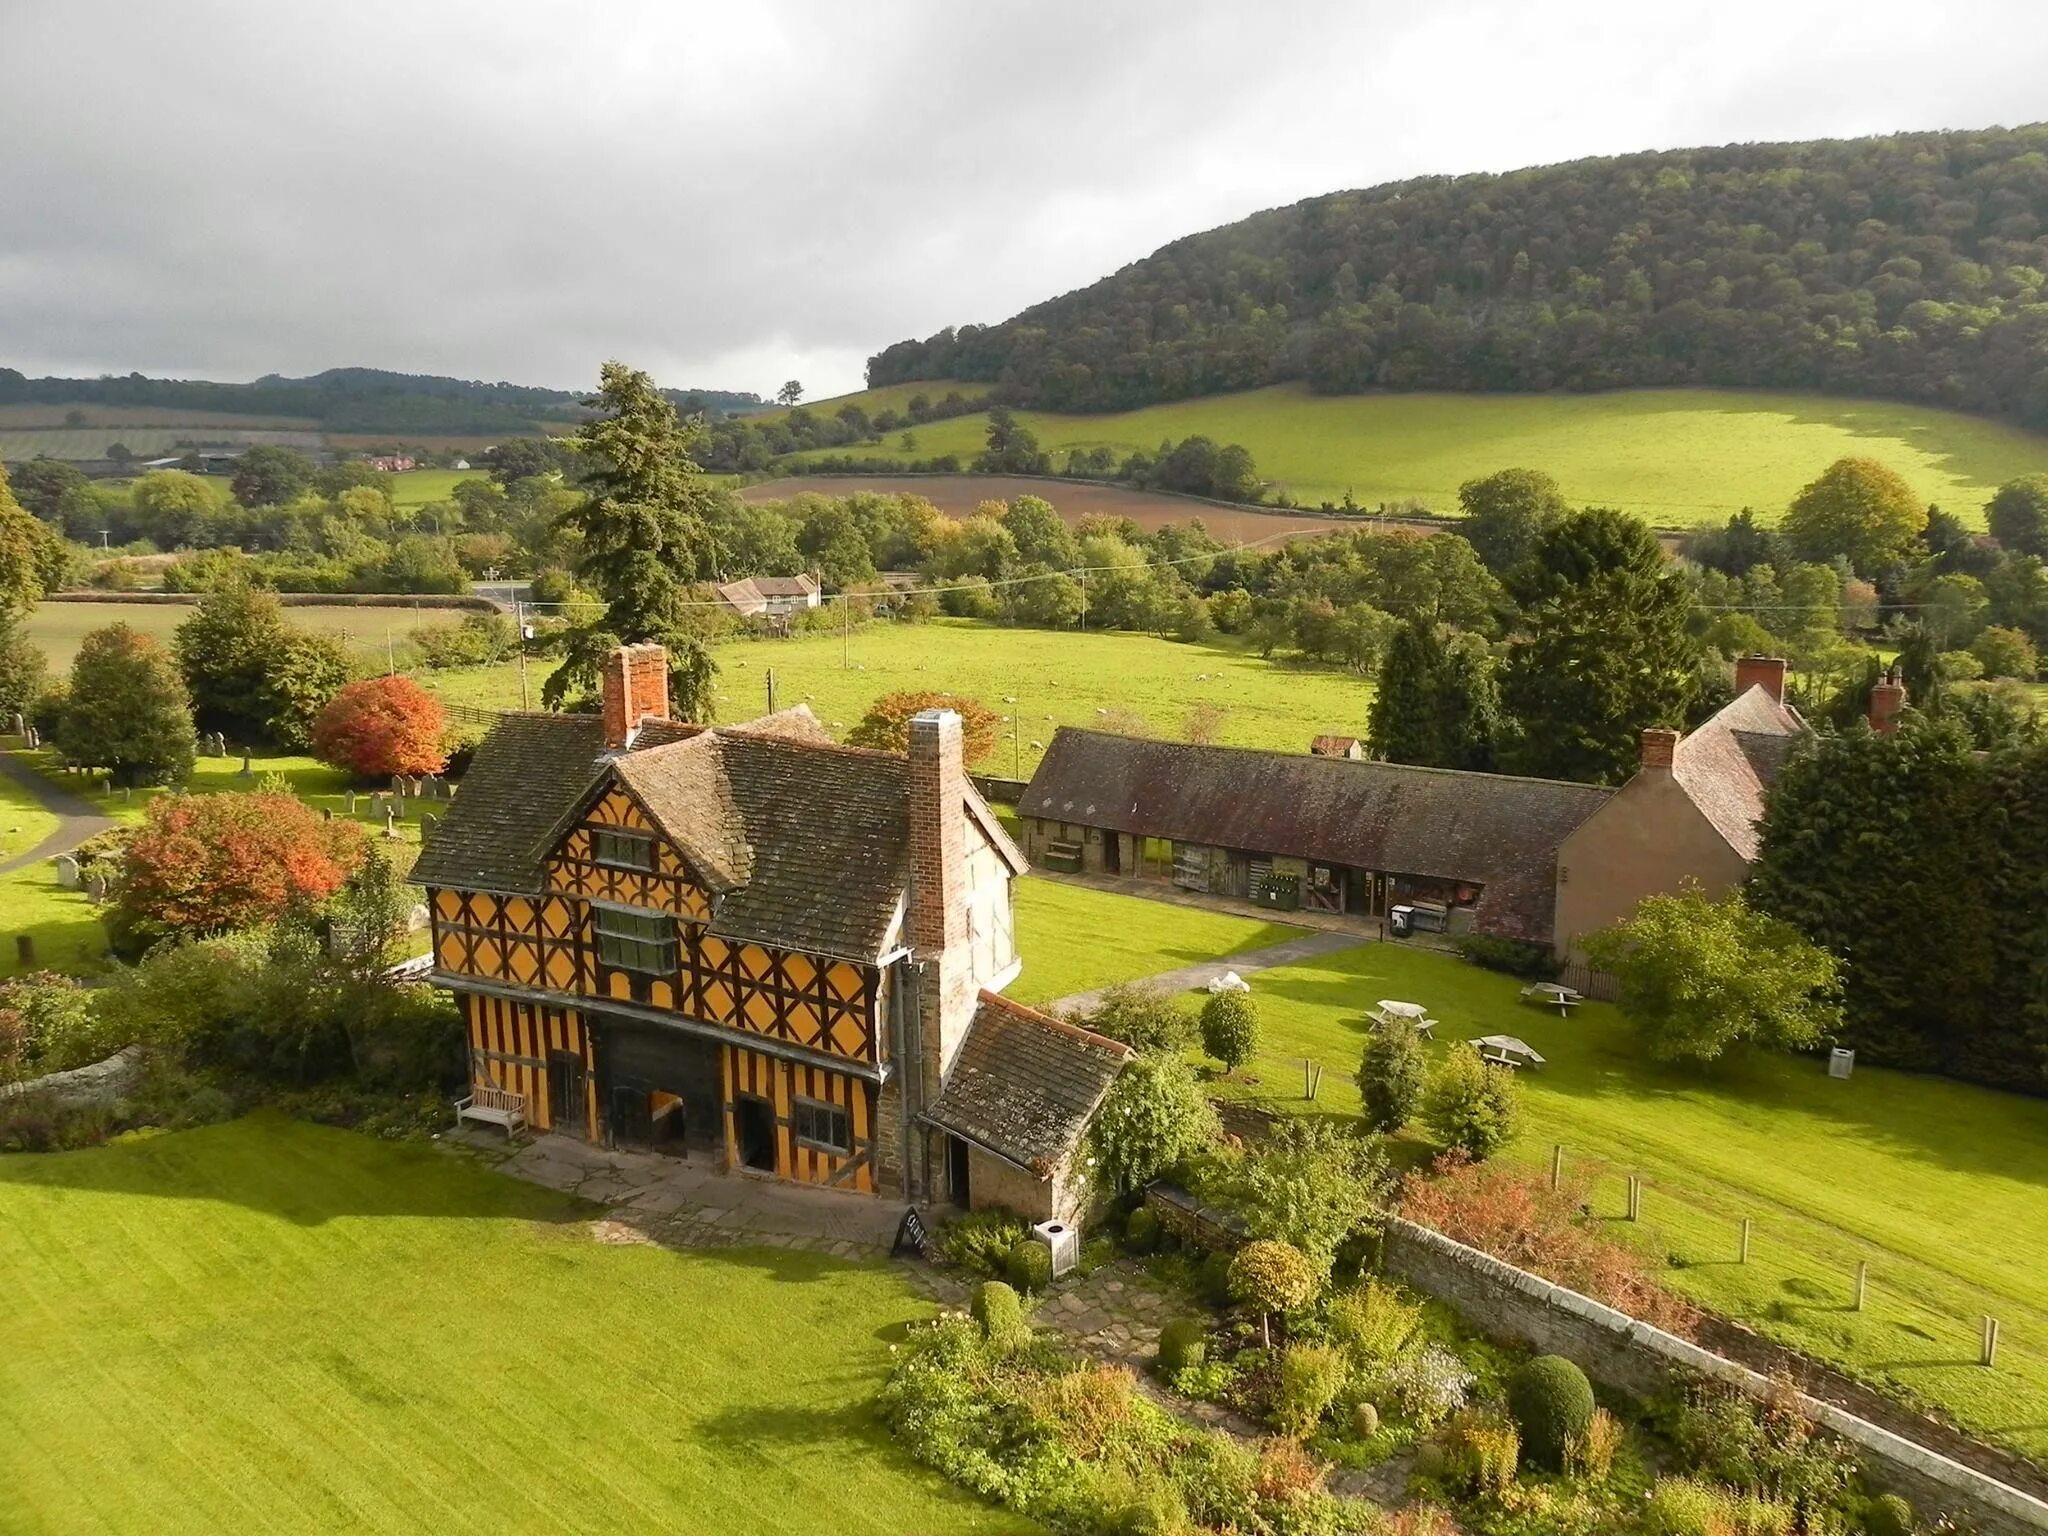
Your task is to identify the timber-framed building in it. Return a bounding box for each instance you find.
[413,644,1127,1220]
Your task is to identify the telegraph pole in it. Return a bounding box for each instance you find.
[516,599,531,712]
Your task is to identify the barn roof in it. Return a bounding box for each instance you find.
[924,992,1132,1175]
[1023,729,1614,943]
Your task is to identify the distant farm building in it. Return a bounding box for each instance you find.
[363,454,417,473]
[1309,735,1363,759]
[138,450,241,474]
[716,573,821,620]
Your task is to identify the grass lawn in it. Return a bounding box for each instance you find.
[1007,878,1306,1008]
[1198,940,2048,1460]
[423,619,1376,777]
[0,767,61,866]
[783,383,2048,527]
[0,1116,1030,1535]
[23,600,461,672]
[388,467,486,508]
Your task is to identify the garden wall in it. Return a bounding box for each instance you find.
[1382,1218,2048,1534]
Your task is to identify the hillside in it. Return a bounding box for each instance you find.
[779,383,2048,525]
[868,124,2048,427]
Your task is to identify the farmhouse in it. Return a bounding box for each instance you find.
[1018,656,1816,955]
[715,573,822,619]
[414,644,1126,1220]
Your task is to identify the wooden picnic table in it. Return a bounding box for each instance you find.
[1471,1034,1546,1069]
[1368,1000,1436,1038]
[1520,982,1584,1017]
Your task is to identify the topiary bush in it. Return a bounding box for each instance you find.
[1507,1355,1596,1471]
[1006,1237,1052,1295]
[1861,1492,1915,1536]
[1156,1316,1208,1374]
[1199,1249,1236,1306]
[1351,1401,1380,1440]
[1123,1206,1161,1254]
[1271,1343,1348,1439]
[971,1280,1030,1351]
[1357,1018,1427,1134]
[1228,1239,1318,1347]
[1199,990,1260,1074]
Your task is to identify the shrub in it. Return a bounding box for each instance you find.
[1644,1477,1799,1536]
[971,1281,1030,1351]
[1229,1240,1318,1347]
[1122,1206,1161,1254]
[1272,1343,1348,1439]
[1456,933,1560,979]
[1351,1401,1380,1440]
[1972,625,2038,681]
[1421,1047,1522,1160]
[1087,1052,1219,1194]
[1202,1118,1388,1279]
[939,1207,1031,1276]
[1156,1317,1207,1374]
[0,972,101,1081]
[1443,1408,1520,1497]
[1199,990,1260,1074]
[1080,983,1196,1054]
[1006,1238,1052,1295]
[1198,1249,1236,1305]
[1507,1355,1596,1470]
[1357,1019,1427,1134]
[1386,1344,1473,1428]
[312,675,448,780]
[1567,1406,1624,1481]
[1327,1279,1424,1377]
[1862,1492,1915,1536]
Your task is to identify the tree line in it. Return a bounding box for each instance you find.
[867,124,2048,428]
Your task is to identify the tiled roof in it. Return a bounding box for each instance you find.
[1023,729,1613,944]
[1673,685,1807,861]
[411,713,608,893]
[1310,735,1360,756]
[925,992,1132,1175]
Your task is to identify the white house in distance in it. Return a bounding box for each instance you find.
[716,574,822,620]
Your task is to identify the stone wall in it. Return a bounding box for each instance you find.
[1383,1218,2048,1535]
[0,1045,145,1108]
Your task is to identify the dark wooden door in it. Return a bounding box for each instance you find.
[547,1049,586,1136]
[735,1095,777,1171]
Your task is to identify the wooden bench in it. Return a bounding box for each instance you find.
[1041,839,1085,873]
[455,1084,527,1137]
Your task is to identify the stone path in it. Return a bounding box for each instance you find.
[0,750,118,877]
[1047,928,1363,1015]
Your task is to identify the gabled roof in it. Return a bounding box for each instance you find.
[1672,684,1807,861]
[1310,735,1360,756]
[925,992,1132,1175]
[1023,729,1613,943]
[416,703,1004,962]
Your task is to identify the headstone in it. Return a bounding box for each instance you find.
[213,732,228,757]
[10,712,22,736]
[238,751,253,778]
[53,855,81,890]
[421,811,438,835]
[25,726,38,748]
[85,872,108,902]
[383,808,399,840]
[390,775,405,795]
[15,935,34,967]
[121,786,132,803]
[322,807,334,821]
[406,902,430,933]
[346,791,359,815]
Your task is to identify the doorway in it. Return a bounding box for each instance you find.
[735,1095,777,1172]
[547,1050,587,1137]
[1102,833,1121,875]
[947,1135,971,1208]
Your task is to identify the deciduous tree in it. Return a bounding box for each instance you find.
[844,689,1001,764]
[0,466,48,616]
[1781,457,1925,574]
[229,445,316,509]
[1988,474,2048,559]
[1457,468,1566,576]
[312,676,448,779]
[57,623,197,785]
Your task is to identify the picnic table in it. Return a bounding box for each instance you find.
[1471,1034,1546,1069]
[1519,981,1584,1016]
[1368,999,1436,1039]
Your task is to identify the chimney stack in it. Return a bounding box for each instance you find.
[1734,654,1789,705]
[906,709,966,954]
[600,643,671,749]
[1640,727,1679,774]
[1868,667,1906,735]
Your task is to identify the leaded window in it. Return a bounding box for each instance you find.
[593,904,676,976]
[593,829,657,871]
[792,1097,851,1155]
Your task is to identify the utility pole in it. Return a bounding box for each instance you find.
[841,594,850,669]
[1079,569,1089,631]
[386,624,395,676]
[515,599,531,712]
[766,666,776,715]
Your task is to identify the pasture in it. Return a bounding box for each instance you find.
[1194,937,2048,1458]
[0,1116,1027,1535]
[423,619,1379,776]
[388,467,486,507]
[780,382,2048,527]
[23,598,475,671]
[0,426,323,461]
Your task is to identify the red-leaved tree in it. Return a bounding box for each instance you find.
[113,791,368,944]
[311,676,448,780]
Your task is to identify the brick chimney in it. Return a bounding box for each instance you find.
[1869,667,1906,734]
[1734,654,1788,705]
[1639,727,1679,775]
[600,643,671,749]
[906,709,966,954]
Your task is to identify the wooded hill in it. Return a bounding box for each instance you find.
[0,366,767,436]
[868,124,2048,428]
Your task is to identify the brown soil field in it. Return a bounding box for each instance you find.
[740,474,1361,543]
[0,403,318,429]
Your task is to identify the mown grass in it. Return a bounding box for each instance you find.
[387,467,485,508]
[1008,878,1305,1008]
[1193,938,2048,1459]
[0,768,61,866]
[783,383,2048,527]
[425,618,1376,776]
[0,1116,1031,1535]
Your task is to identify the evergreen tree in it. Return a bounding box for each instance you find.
[544,361,720,718]
[1368,620,1447,764]
[58,624,197,785]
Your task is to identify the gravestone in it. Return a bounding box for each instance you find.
[214,732,229,757]
[85,872,108,902]
[390,775,405,794]
[384,807,398,839]
[346,791,359,815]
[322,807,334,822]
[53,855,81,890]
[238,751,253,778]
[25,726,38,748]
[11,712,22,736]
[406,902,431,933]
[15,935,33,967]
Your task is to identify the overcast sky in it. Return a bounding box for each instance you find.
[5,1,2045,400]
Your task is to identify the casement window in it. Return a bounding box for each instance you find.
[592,904,677,976]
[593,829,657,871]
[792,1096,852,1156]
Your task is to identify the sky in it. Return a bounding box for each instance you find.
[4,0,2046,402]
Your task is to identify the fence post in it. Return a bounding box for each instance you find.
[1854,1261,1868,1312]
[1550,1143,1563,1191]
[1739,1217,1751,1265]
[1982,1316,2000,1368]
[1626,1175,1641,1222]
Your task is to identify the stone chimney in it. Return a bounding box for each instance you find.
[1640,727,1679,775]
[1869,667,1906,735]
[600,643,671,749]
[1734,654,1788,705]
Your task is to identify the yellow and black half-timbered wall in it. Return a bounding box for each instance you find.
[429,779,885,1192]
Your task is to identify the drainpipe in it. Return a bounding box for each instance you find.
[894,954,923,1202]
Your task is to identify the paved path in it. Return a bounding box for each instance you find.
[1045,928,1364,1016]
[0,751,118,877]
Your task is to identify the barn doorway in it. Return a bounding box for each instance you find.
[947,1135,971,1208]
[735,1095,777,1172]
[1102,833,1121,875]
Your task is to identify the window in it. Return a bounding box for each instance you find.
[593,904,677,976]
[792,1097,851,1156]
[593,829,656,871]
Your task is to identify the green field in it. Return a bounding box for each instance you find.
[783,382,2048,527]
[1194,938,2048,1458]
[388,467,485,508]
[0,427,322,460]
[23,600,476,671]
[424,619,1377,776]
[1008,878,1303,1007]
[757,380,990,426]
[0,1116,1028,1535]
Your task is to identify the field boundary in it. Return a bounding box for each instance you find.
[43,591,497,612]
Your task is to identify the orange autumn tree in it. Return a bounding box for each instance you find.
[112,791,368,945]
[845,690,1002,764]
[312,676,448,780]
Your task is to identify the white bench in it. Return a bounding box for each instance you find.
[455,1084,527,1137]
